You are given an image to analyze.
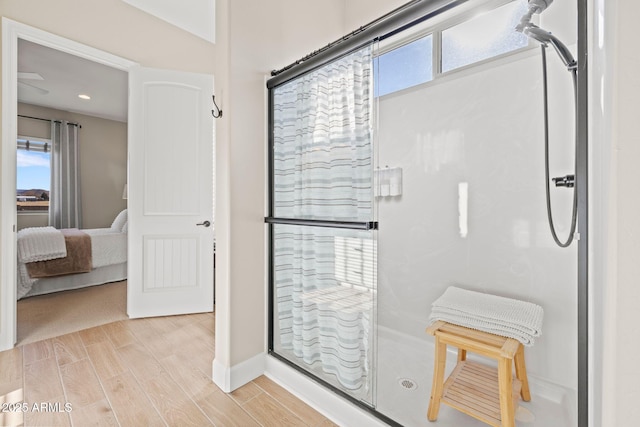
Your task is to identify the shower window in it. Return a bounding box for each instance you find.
[374,0,533,98]
[441,0,530,72]
[375,35,433,97]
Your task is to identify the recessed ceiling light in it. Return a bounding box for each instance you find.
[78,94,91,100]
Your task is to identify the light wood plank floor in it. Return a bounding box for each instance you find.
[0,312,337,427]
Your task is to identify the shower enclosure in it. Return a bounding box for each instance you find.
[266,1,584,426]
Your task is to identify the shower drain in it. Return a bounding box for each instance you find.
[398,378,418,391]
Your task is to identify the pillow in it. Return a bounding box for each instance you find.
[121,221,128,233]
[111,209,128,232]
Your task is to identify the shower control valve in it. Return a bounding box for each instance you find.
[552,174,575,188]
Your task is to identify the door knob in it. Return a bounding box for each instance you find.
[196,220,211,227]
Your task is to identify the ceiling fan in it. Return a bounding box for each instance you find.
[18,72,49,95]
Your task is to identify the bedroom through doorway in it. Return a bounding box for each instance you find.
[2,19,217,351]
[13,35,129,345]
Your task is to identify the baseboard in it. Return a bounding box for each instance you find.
[212,358,230,392]
[212,353,266,393]
[264,355,388,427]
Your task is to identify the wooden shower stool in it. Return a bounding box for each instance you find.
[426,321,531,427]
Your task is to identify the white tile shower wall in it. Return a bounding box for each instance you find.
[376,45,578,394]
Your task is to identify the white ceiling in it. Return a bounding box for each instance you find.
[18,39,128,123]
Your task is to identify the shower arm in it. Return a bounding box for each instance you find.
[515,0,553,31]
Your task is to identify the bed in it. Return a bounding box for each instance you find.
[17,209,128,300]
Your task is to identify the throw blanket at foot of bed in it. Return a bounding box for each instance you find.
[26,228,92,278]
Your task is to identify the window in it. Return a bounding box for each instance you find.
[441,0,529,72]
[17,137,51,212]
[374,0,531,97]
[375,35,433,97]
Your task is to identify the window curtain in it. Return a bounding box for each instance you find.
[272,46,374,392]
[49,121,82,229]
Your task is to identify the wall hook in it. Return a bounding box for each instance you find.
[211,95,223,118]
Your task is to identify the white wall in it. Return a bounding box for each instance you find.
[213,0,346,387]
[344,0,406,30]
[611,1,640,422]
[593,0,640,426]
[0,0,218,73]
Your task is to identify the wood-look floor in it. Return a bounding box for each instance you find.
[0,313,337,427]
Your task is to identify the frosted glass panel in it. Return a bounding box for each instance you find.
[272,224,376,404]
[375,35,433,97]
[442,1,529,72]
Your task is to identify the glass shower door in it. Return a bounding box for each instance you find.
[267,45,377,406]
[372,3,578,425]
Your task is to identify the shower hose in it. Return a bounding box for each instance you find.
[541,45,579,248]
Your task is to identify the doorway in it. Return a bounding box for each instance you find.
[2,18,217,351]
[1,18,136,350]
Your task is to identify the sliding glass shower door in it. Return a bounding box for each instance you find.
[267,45,377,405]
[372,2,578,425]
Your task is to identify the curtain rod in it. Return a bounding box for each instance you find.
[267,0,466,89]
[270,0,423,77]
[18,114,82,129]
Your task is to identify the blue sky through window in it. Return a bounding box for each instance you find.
[17,150,51,190]
[374,1,532,97]
[375,35,433,97]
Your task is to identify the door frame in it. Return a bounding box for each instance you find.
[0,18,136,350]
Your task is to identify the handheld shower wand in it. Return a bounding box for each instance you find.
[516,0,576,70]
[522,24,577,70]
[516,0,579,248]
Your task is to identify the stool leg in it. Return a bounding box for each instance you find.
[427,338,447,421]
[498,358,515,427]
[457,348,467,362]
[514,344,531,401]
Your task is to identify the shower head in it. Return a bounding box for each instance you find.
[515,0,576,70]
[522,23,577,70]
[527,0,554,14]
[515,0,554,32]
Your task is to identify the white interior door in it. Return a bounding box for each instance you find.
[127,65,214,318]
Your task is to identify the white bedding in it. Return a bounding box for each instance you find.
[24,263,127,298]
[17,227,127,299]
[84,228,128,268]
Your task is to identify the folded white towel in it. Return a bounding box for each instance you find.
[17,226,66,263]
[429,286,544,346]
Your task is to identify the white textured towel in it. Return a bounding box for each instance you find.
[17,226,66,263]
[429,286,544,346]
